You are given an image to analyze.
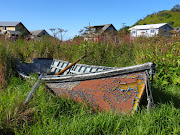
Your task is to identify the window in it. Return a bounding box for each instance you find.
[2,26,6,30]
[150,29,155,33]
[90,28,96,32]
[132,31,136,34]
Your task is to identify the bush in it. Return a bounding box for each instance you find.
[167,21,174,25]
[157,12,171,18]
[171,4,180,11]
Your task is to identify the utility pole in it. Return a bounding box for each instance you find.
[122,23,126,33]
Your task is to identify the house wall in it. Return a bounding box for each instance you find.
[136,29,159,37]
[0,26,16,32]
[6,26,15,31]
[131,28,159,37]
[159,24,172,35]
[130,24,173,38]
[107,26,115,32]
[15,23,30,35]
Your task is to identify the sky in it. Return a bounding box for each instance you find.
[0,0,179,40]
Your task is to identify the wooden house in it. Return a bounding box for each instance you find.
[30,29,50,39]
[128,23,173,38]
[83,24,117,41]
[0,22,30,36]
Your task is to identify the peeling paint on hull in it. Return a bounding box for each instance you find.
[16,58,155,113]
[46,71,147,113]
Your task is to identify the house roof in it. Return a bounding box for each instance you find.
[102,24,114,32]
[89,24,117,32]
[0,22,21,26]
[5,30,21,35]
[30,29,49,36]
[89,24,105,28]
[129,23,173,30]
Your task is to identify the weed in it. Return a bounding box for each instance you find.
[0,34,179,134]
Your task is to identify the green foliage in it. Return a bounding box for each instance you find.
[0,34,180,134]
[167,20,174,25]
[134,36,180,86]
[171,4,180,12]
[0,77,180,134]
[157,12,172,18]
[134,10,180,27]
[118,26,130,35]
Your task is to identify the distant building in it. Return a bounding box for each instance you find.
[4,30,22,40]
[128,23,173,38]
[172,27,180,36]
[30,29,50,39]
[0,22,30,37]
[83,24,117,41]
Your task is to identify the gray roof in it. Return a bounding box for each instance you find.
[89,24,117,33]
[102,24,112,32]
[5,30,21,35]
[30,29,49,36]
[129,23,173,30]
[0,22,21,26]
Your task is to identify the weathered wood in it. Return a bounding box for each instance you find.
[24,74,43,105]
[43,62,155,82]
[56,54,86,75]
[16,58,156,113]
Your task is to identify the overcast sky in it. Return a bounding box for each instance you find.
[0,0,179,40]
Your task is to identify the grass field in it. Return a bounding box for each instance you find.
[0,35,179,134]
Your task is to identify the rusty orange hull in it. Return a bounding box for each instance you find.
[46,71,147,113]
[16,58,155,113]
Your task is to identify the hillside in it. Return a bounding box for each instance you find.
[134,10,180,27]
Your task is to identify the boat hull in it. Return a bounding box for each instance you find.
[16,58,155,113]
[46,71,147,113]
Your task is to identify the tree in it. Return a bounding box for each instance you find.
[171,4,180,11]
[119,26,130,35]
[49,28,68,41]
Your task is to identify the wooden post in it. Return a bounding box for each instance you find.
[24,74,43,105]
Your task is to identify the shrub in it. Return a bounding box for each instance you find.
[171,4,180,11]
[157,12,172,18]
[167,21,174,25]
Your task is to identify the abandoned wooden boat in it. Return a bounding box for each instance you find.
[16,58,155,113]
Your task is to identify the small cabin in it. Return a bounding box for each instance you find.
[128,23,173,38]
[83,24,117,41]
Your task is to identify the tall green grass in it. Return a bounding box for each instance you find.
[0,35,179,134]
[0,77,179,134]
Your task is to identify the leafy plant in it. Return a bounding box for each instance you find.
[0,31,180,134]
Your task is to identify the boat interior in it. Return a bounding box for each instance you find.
[16,58,115,76]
